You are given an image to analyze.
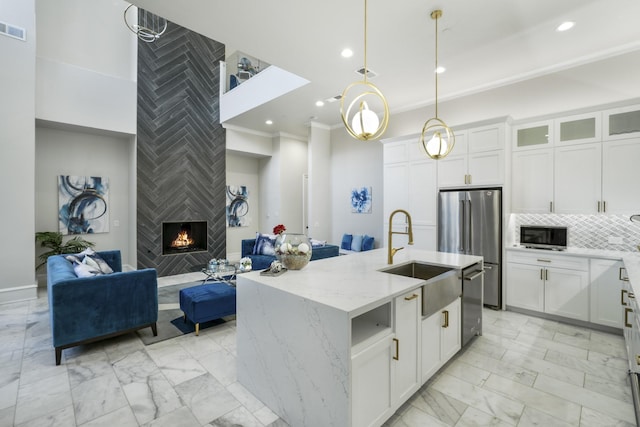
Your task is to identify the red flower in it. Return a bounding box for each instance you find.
[273,224,286,235]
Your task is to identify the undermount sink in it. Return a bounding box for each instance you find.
[380,262,461,317]
[380,262,452,281]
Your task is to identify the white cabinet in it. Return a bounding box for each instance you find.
[383,137,438,250]
[512,120,552,151]
[392,289,422,405]
[351,288,421,427]
[602,138,640,214]
[506,251,589,321]
[555,112,601,145]
[438,123,506,188]
[603,104,640,141]
[590,259,625,329]
[352,336,394,427]
[511,149,554,213]
[554,142,602,214]
[421,297,461,382]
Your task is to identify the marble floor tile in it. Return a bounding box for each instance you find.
[534,373,636,425]
[1,286,635,427]
[483,373,581,424]
[174,373,240,425]
[501,350,585,386]
[431,373,524,425]
[454,406,516,427]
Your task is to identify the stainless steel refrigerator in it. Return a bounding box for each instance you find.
[438,189,502,308]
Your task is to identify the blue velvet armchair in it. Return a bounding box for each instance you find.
[47,250,158,365]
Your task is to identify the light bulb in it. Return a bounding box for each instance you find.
[425,131,448,157]
[351,101,380,137]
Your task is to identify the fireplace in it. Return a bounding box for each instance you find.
[162,221,208,255]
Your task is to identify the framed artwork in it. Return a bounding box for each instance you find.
[351,186,372,214]
[226,185,249,227]
[58,175,110,235]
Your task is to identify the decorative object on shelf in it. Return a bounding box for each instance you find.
[351,186,372,213]
[124,4,167,43]
[275,233,312,270]
[340,0,389,141]
[420,9,455,160]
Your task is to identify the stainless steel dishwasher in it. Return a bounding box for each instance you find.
[462,262,484,346]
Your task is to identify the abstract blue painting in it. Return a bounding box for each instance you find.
[226,185,249,227]
[351,186,372,214]
[58,175,110,235]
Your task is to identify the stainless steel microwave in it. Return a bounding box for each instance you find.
[520,225,568,250]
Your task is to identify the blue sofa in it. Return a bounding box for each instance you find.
[47,250,158,365]
[241,239,340,270]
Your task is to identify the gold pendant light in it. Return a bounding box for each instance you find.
[340,0,389,141]
[420,9,455,160]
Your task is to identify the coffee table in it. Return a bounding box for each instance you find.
[201,265,238,286]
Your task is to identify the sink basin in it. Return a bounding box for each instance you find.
[380,262,452,281]
[380,262,461,317]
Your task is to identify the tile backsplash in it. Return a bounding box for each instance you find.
[510,213,640,252]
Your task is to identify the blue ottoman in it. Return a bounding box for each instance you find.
[179,283,237,335]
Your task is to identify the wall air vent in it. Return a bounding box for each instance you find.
[325,94,342,103]
[0,21,26,41]
[355,67,377,79]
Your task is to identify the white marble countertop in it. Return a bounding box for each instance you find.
[238,248,482,317]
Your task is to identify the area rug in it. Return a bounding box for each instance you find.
[135,281,234,345]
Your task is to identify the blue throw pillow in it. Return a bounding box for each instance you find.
[253,233,276,256]
[362,235,375,251]
[351,235,363,252]
[341,234,353,250]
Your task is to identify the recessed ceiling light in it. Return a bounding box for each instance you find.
[315,100,325,107]
[265,120,273,125]
[435,66,446,74]
[556,21,575,32]
[341,48,353,58]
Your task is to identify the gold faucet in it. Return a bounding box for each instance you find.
[388,209,414,264]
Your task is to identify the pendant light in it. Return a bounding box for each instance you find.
[340,0,389,141]
[420,10,455,160]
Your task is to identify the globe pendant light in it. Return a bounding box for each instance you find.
[420,10,455,160]
[341,0,389,141]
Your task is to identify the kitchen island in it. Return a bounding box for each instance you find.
[236,248,482,427]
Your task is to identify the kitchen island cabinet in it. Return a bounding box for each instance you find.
[236,248,481,427]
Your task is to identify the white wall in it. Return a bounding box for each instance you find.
[0,0,37,302]
[329,131,384,247]
[226,152,261,260]
[35,126,135,270]
[308,123,331,241]
[277,134,308,234]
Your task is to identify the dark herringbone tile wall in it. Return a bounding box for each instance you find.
[136,17,226,276]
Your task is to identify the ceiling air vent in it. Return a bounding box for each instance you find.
[325,94,342,103]
[355,67,377,79]
[0,21,26,41]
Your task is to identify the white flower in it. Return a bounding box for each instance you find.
[297,243,310,254]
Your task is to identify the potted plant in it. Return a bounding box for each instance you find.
[35,231,95,270]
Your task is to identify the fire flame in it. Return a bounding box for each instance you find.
[171,230,194,248]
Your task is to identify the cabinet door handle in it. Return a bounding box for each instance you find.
[597,201,601,212]
[636,355,640,366]
[468,174,472,185]
[603,201,607,213]
[549,201,553,213]
[404,293,419,301]
[545,269,549,281]
[620,267,629,282]
[540,268,544,280]
[622,289,628,306]
[537,259,551,263]
[442,310,449,328]
[392,338,399,360]
[625,308,633,328]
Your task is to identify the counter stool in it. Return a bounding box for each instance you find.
[179,282,237,335]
